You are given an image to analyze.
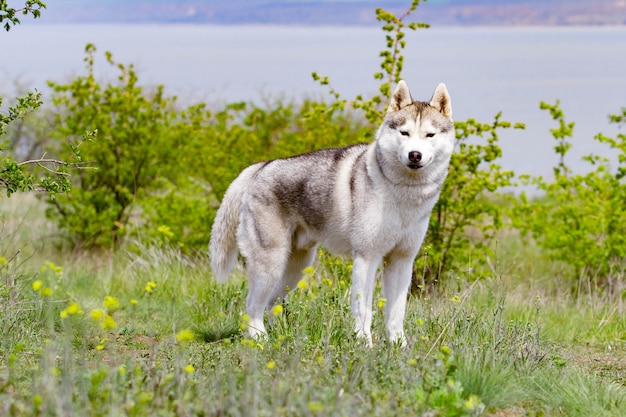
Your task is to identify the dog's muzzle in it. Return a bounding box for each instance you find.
[407,151,422,169]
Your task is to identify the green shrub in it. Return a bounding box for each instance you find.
[47,44,194,247]
[44,44,372,249]
[420,115,524,287]
[516,102,626,290]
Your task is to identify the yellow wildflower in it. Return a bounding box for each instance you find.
[185,364,195,373]
[176,329,195,343]
[377,298,387,309]
[307,401,324,412]
[157,225,174,238]
[103,296,119,312]
[32,280,43,291]
[145,281,157,293]
[66,302,83,315]
[101,314,117,330]
[60,301,83,318]
[50,263,63,276]
[451,295,461,303]
[271,304,284,315]
[297,280,308,290]
[240,313,251,330]
[90,309,105,322]
[42,261,63,276]
[95,338,107,350]
[40,287,53,297]
[465,394,483,410]
[266,361,275,370]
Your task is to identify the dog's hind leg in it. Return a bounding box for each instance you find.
[238,208,291,339]
[244,247,291,339]
[268,244,318,319]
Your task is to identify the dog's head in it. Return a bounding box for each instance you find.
[379,81,454,174]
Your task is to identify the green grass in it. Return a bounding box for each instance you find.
[2,195,626,416]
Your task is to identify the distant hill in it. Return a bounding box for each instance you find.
[42,0,626,26]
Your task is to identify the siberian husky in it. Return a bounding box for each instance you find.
[210,81,454,346]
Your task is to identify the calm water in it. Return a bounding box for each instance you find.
[2,24,626,177]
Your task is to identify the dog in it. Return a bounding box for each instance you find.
[209,80,454,346]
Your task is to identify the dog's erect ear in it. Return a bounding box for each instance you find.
[387,80,413,113]
[429,83,452,119]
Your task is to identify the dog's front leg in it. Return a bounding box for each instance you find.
[350,254,381,347]
[382,254,414,346]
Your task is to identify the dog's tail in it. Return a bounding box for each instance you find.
[209,166,255,283]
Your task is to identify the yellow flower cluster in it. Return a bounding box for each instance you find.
[60,301,84,318]
[91,309,117,330]
[157,225,175,239]
[90,295,121,330]
[103,296,120,312]
[175,329,195,343]
[41,261,63,277]
[240,338,264,350]
[31,280,53,297]
[240,313,251,330]
[145,281,157,293]
[95,338,108,350]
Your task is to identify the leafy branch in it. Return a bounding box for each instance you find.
[0,90,42,136]
[0,131,96,198]
[0,0,94,201]
[0,0,46,31]
[312,0,428,124]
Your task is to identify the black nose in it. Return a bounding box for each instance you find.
[408,151,422,163]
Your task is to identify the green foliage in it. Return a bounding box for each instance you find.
[0,3,90,200]
[0,0,45,31]
[313,0,429,123]
[516,102,626,290]
[47,44,187,247]
[420,115,525,286]
[0,91,42,136]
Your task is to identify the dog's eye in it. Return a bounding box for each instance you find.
[400,131,410,136]
[425,133,436,138]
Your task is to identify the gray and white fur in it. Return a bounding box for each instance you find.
[210,81,454,346]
